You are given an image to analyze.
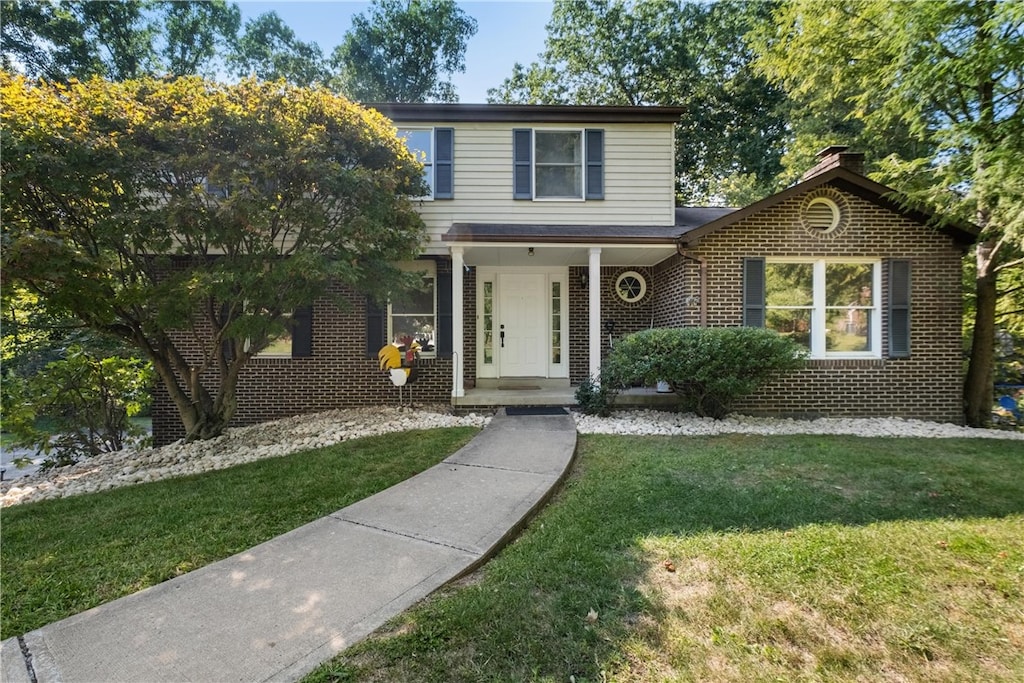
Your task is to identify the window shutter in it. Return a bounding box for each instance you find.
[437,270,453,358]
[434,128,454,199]
[291,306,313,357]
[366,299,384,357]
[743,258,766,327]
[513,128,532,199]
[888,260,911,358]
[585,129,604,199]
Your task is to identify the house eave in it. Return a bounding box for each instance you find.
[366,103,687,124]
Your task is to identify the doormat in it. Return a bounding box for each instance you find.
[498,385,542,391]
[505,406,568,416]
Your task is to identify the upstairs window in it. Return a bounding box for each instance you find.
[535,131,582,198]
[398,129,433,198]
[514,128,603,200]
[397,128,454,200]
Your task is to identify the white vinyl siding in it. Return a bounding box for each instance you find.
[405,121,676,250]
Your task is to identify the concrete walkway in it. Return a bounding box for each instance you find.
[1,408,577,683]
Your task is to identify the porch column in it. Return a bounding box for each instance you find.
[588,247,602,378]
[450,247,465,398]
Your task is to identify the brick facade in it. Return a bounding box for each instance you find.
[153,260,456,445]
[568,265,656,383]
[648,189,966,423]
[153,183,968,442]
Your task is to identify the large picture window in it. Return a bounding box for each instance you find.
[765,260,880,358]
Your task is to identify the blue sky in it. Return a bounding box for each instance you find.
[236,1,554,102]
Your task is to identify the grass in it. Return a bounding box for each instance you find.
[308,434,1024,683]
[0,426,478,638]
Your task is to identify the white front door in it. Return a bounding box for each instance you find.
[499,273,547,376]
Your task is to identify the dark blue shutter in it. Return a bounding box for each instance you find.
[513,128,532,199]
[585,129,604,199]
[888,260,911,358]
[434,128,454,199]
[437,270,453,358]
[291,306,313,357]
[743,258,766,327]
[366,299,384,357]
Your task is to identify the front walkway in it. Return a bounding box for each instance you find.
[1,408,577,683]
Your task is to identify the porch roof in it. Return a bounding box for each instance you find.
[442,209,738,267]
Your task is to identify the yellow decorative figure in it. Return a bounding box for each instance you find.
[377,344,403,373]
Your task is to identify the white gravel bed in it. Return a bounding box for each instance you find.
[574,409,1024,440]
[3,407,1019,508]
[1,406,490,508]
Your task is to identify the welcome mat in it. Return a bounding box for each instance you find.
[498,385,542,391]
[505,406,568,416]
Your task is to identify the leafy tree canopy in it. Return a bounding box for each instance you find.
[228,10,329,87]
[1,73,428,441]
[753,0,1024,425]
[488,0,788,204]
[331,0,478,102]
[1,0,240,81]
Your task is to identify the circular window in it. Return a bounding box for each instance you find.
[800,189,851,239]
[614,270,647,303]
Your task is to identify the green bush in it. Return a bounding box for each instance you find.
[574,374,618,417]
[604,327,806,419]
[2,346,153,468]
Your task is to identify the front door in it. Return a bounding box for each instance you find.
[499,273,547,376]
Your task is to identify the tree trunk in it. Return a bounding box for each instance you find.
[963,240,998,427]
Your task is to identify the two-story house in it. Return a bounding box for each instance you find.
[151,104,977,444]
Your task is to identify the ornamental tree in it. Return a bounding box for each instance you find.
[1,74,428,441]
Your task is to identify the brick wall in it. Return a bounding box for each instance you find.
[650,189,965,423]
[153,259,456,444]
[568,265,656,383]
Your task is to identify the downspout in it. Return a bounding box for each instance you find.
[675,240,707,327]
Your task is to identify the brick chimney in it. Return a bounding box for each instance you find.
[800,145,866,181]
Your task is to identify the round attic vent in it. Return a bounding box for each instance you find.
[805,198,839,231]
[800,189,850,239]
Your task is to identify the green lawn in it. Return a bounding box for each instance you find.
[0,427,478,638]
[308,434,1024,683]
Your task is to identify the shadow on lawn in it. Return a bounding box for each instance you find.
[313,434,1024,683]
[540,433,1024,680]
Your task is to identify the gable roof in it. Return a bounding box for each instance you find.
[679,167,978,247]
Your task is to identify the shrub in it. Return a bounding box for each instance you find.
[2,346,153,468]
[605,327,806,419]
[574,374,618,417]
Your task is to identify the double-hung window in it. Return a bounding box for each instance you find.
[513,128,604,200]
[397,128,454,200]
[388,262,437,358]
[763,260,881,358]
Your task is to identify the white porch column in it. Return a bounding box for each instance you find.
[588,247,602,378]
[450,247,465,398]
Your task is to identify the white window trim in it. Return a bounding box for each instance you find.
[387,260,438,359]
[397,128,435,201]
[767,258,881,359]
[532,128,586,202]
